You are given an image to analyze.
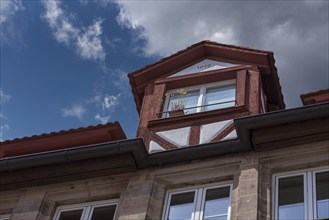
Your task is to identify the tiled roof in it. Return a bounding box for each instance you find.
[300,89,329,105]
[0,122,126,158]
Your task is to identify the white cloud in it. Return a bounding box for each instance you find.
[42,0,78,45]
[79,0,88,6]
[94,94,121,124]
[61,104,86,120]
[94,114,110,124]
[0,89,11,141]
[0,124,10,141]
[0,0,24,24]
[41,0,106,61]
[102,94,120,111]
[115,1,329,107]
[77,19,106,61]
[0,89,11,104]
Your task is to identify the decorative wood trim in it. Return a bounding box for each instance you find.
[211,123,235,143]
[154,66,248,91]
[189,125,201,146]
[150,132,178,150]
[236,69,247,106]
[148,106,247,129]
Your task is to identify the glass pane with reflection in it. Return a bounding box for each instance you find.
[58,209,83,220]
[168,90,199,115]
[316,171,329,219]
[204,85,235,111]
[90,205,117,220]
[278,175,304,220]
[168,191,195,220]
[203,186,230,220]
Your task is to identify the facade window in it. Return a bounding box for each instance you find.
[53,200,117,220]
[274,169,329,220]
[163,184,232,220]
[162,80,236,118]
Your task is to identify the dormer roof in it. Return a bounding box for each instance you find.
[300,89,329,106]
[128,40,285,113]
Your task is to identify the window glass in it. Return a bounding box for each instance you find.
[168,191,195,220]
[203,187,230,220]
[278,175,304,220]
[54,200,117,220]
[168,90,199,115]
[204,85,235,111]
[58,209,83,220]
[90,205,117,220]
[163,80,237,118]
[316,171,329,219]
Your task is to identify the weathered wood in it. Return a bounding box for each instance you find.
[0,154,136,190]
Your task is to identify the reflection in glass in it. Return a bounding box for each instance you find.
[278,175,304,220]
[203,187,230,220]
[316,171,329,219]
[204,85,235,111]
[91,205,117,220]
[168,191,195,220]
[168,90,199,115]
[58,209,83,220]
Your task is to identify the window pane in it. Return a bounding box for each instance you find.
[168,191,195,220]
[278,175,304,220]
[204,85,235,111]
[168,90,199,115]
[203,186,230,220]
[58,209,83,220]
[91,205,117,220]
[316,171,329,219]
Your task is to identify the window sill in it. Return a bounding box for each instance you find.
[148,105,248,129]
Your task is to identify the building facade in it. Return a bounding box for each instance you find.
[0,41,328,220]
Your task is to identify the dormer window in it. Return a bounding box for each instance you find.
[162,80,236,118]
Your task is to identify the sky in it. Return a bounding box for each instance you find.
[0,0,328,141]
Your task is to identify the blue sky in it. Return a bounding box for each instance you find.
[1,0,328,141]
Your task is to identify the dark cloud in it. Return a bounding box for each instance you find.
[116,0,328,108]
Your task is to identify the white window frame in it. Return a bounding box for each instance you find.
[273,167,329,220]
[53,199,118,220]
[162,182,232,220]
[163,79,236,117]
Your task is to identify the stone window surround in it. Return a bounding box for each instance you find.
[146,161,241,219]
[272,167,329,220]
[162,182,233,220]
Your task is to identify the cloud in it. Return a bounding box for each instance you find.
[94,114,110,124]
[102,94,120,111]
[41,0,106,61]
[0,89,11,141]
[79,0,88,6]
[115,1,329,107]
[63,93,121,124]
[61,104,86,120]
[0,0,24,24]
[0,89,11,104]
[77,19,106,61]
[0,124,10,141]
[95,94,121,124]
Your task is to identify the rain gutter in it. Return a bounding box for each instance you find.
[1,103,328,172]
